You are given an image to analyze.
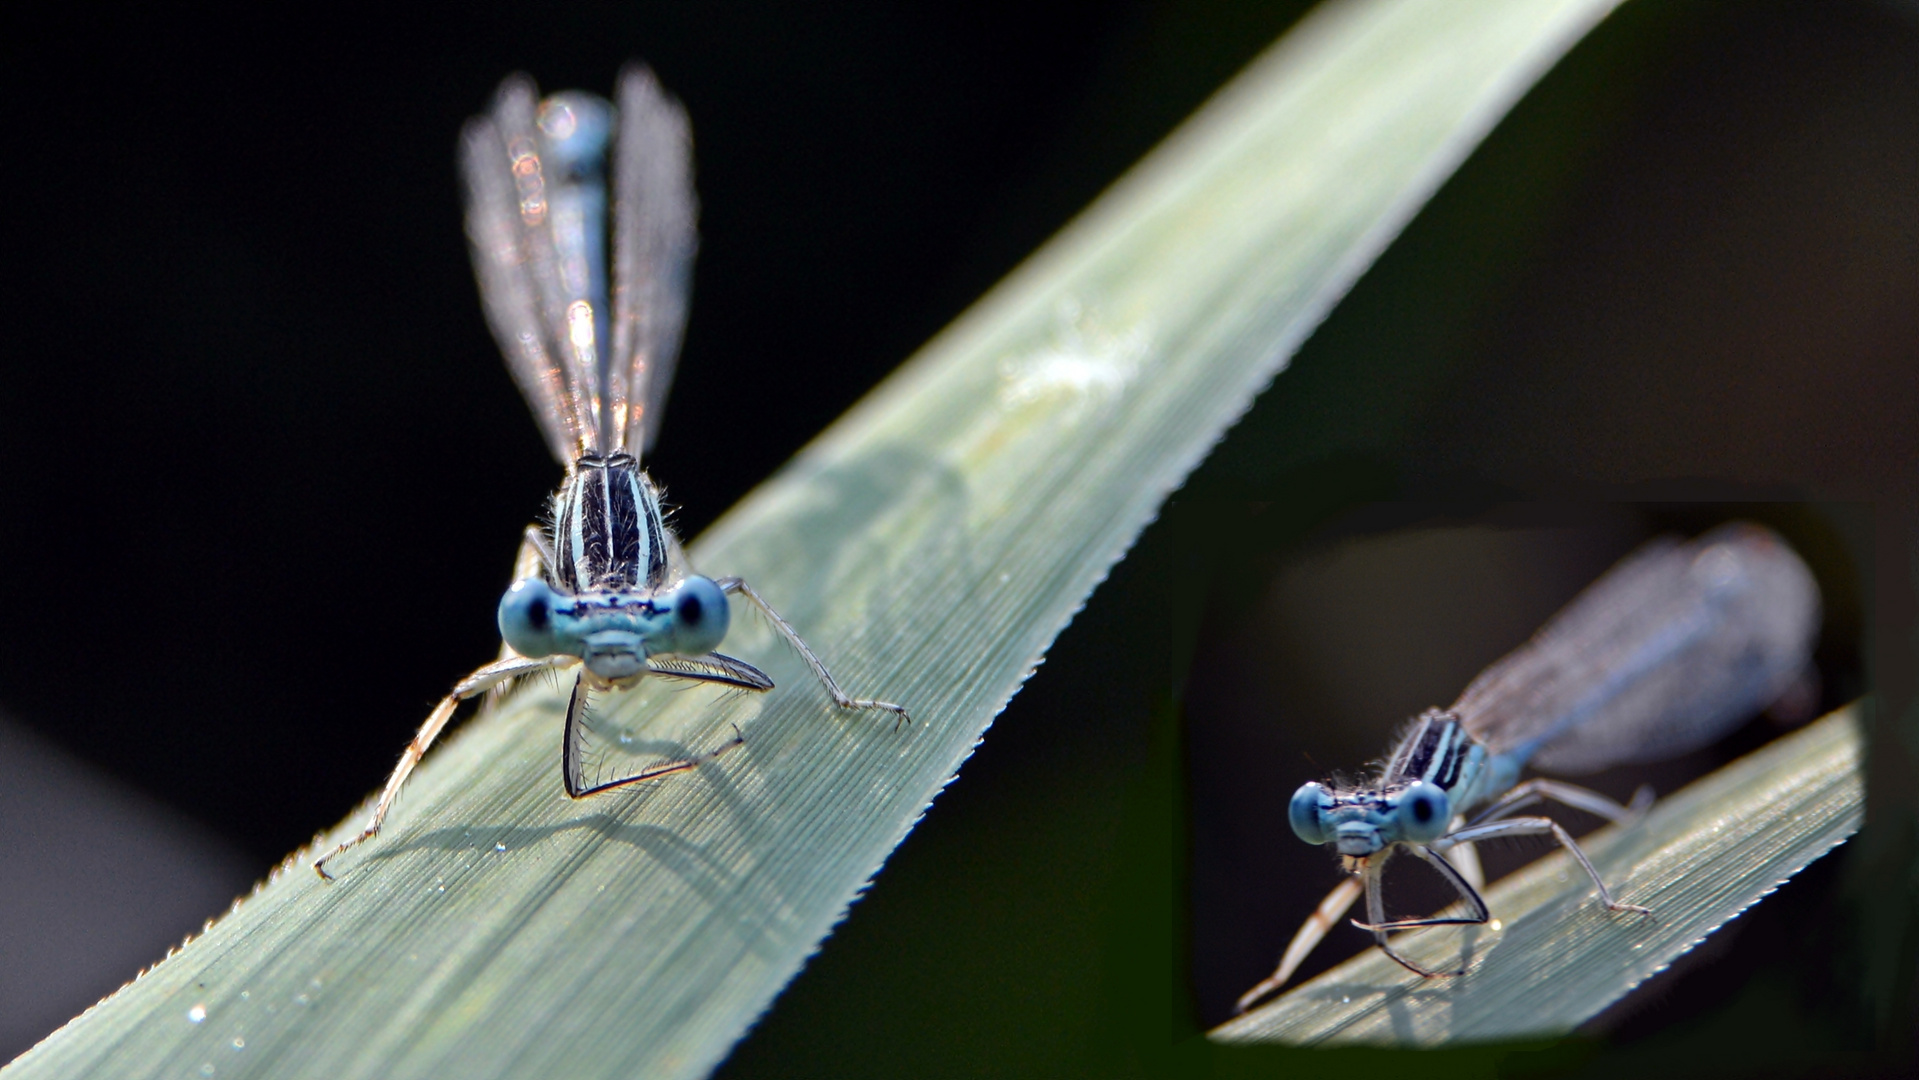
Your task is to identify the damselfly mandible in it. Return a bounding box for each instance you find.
[316,68,908,879]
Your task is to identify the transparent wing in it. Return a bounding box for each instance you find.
[608,65,699,457]
[1451,524,1820,773]
[462,75,609,461]
[463,105,585,463]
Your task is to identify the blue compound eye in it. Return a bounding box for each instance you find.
[498,578,562,659]
[664,576,729,657]
[1289,782,1331,845]
[1395,780,1451,844]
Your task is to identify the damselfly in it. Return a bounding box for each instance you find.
[1236,522,1819,1010]
[316,68,907,879]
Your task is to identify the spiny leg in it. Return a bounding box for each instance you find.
[1236,817,1489,1009]
[1467,777,1653,828]
[1235,875,1363,1013]
[1354,786,1652,964]
[559,675,748,797]
[1239,827,1503,1004]
[315,653,572,880]
[1354,845,1492,933]
[1351,811,1651,979]
[714,576,910,726]
[1362,856,1445,978]
[1443,815,1653,917]
[1446,813,1485,892]
[645,652,774,691]
[565,734,745,797]
[1359,844,1489,978]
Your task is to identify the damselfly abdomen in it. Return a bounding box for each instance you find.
[316,68,907,879]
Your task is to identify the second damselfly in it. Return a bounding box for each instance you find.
[1237,522,1819,1010]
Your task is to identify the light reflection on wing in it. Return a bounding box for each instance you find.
[463,110,584,463]
[463,75,608,461]
[609,65,698,458]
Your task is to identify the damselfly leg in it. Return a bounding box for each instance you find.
[1237,774,1653,1010]
[715,577,910,728]
[315,650,570,880]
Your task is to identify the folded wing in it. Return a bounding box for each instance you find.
[608,65,699,458]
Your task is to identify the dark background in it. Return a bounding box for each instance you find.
[3,1,1916,1075]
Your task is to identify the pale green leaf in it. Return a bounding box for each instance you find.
[5,0,1631,1076]
[1212,705,1865,1046]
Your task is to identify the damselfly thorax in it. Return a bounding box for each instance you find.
[315,67,908,879]
[551,451,674,597]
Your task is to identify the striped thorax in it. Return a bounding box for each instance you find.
[551,451,673,594]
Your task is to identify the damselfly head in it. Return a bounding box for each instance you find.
[496,574,730,681]
[1291,780,1397,855]
[1293,780,1447,856]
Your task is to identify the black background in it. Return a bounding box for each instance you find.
[3,1,1916,1076]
